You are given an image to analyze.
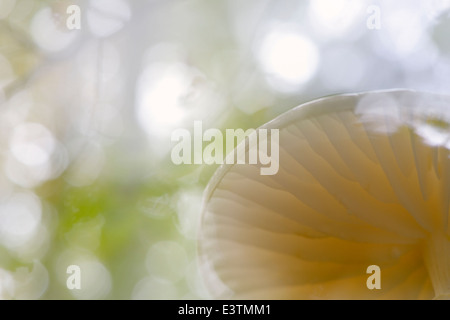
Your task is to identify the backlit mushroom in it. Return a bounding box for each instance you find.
[199,89,450,300]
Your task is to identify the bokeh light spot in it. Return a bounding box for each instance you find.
[87,0,131,38]
[30,7,78,52]
[131,276,179,300]
[0,192,42,250]
[258,26,319,91]
[10,123,56,167]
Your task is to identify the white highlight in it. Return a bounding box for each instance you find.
[258,28,319,90]
[10,123,56,167]
[309,0,365,36]
[136,63,197,136]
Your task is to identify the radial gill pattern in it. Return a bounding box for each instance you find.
[199,90,450,300]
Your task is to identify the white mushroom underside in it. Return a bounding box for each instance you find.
[199,90,450,299]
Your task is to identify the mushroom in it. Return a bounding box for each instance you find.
[199,89,450,300]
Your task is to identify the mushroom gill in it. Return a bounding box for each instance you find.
[199,89,450,300]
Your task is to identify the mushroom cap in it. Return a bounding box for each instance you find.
[199,89,450,300]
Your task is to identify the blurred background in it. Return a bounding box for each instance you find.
[1,0,450,299]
